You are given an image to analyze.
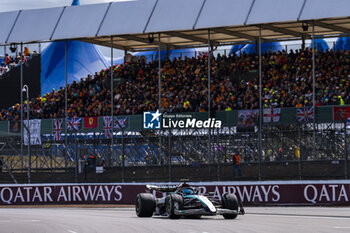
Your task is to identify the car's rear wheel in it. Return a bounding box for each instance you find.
[166,194,183,219]
[222,194,239,219]
[135,193,155,217]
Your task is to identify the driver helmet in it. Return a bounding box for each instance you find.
[183,188,193,195]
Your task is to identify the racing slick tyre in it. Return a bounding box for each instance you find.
[222,194,239,219]
[166,194,183,219]
[135,193,156,217]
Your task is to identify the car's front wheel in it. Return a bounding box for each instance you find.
[222,193,239,219]
[135,193,155,217]
[166,194,183,219]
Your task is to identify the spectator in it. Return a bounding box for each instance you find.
[24,47,30,57]
[0,47,350,120]
[232,153,241,178]
[1,52,30,76]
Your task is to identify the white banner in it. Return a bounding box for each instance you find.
[24,119,41,145]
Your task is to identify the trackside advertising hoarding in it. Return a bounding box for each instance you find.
[0,181,349,205]
[143,110,222,130]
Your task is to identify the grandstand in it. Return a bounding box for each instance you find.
[1,48,350,118]
[0,0,349,183]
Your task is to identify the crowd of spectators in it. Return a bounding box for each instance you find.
[0,47,31,76]
[0,47,349,121]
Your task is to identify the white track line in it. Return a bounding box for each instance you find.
[0,220,40,223]
[248,213,349,220]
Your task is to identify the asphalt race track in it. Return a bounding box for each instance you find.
[0,207,350,233]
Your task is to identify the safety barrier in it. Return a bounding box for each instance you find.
[0,180,349,206]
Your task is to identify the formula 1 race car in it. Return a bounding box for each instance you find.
[135,181,245,219]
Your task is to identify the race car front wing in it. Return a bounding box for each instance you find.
[174,203,245,216]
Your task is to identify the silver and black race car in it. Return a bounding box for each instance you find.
[135,181,245,219]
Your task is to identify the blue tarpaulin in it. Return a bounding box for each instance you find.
[40,0,109,95]
[132,48,196,62]
[72,0,80,6]
[310,39,329,51]
[230,44,245,54]
[239,42,283,55]
[41,40,109,95]
[334,37,350,51]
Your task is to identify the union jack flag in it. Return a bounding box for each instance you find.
[296,107,314,123]
[197,51,207,58]
[114,116,128,129]
[197,51,213,59]
[53,119,62,141]
[67,117,81,131]
[103,116,112,138]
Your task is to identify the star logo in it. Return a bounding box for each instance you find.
[150,110,162,122]
[143,110,162,129]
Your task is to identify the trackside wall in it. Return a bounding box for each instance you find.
[0,180,349,206]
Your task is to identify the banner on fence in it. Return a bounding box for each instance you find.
[296,107,314,123]
[8,121,21,133]
[263,108,281,123]
[24,119,41,145]
[67,117,81,131]
[84,117,98,129]
[238,110,259,127]
[103,116,112,138]
[1,181,349,205]
[114,116,128,129]
[53,119,63,141]
[333,106,350,121]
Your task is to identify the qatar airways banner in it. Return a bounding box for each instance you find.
[0,181,349,205]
